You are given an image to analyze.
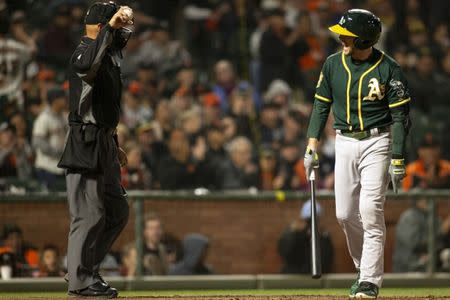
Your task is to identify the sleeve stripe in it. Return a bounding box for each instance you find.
[389,97,411,108]
[315,94,332,103]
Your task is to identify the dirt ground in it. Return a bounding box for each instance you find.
[5,296,449,300]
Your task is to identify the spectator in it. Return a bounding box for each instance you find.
[161,233,183,267]
[219,136,258,189]
[0,123,17,177]
[279,109,303,146]
[120,243,137,278]
[157,129,209,189]
[138,20,191,78]
[393,199,437,272]
[142,213,169,275]
[212,60,243,112]
[263,79,292,110]
[154,100,174,140]
[222,116,238,144]
[278,199,334,274]
[169,233,212,275]
[32,87,67,190]
[0,12,32,108]
[178,108,203,143]
[135,122,166,182]
[39,5,75,70]
[38,244,64,277]
[9,112,33,179]
[259,103,282,146]
[122,82,153,130]
[0,224,39,277]
[317,117,335,190]
[121,143,152,190]
[259,8,291,92]
[403,135,450,191]
[205,125,227,163]
[258,147,278,190]
[273,142,306,190]
[202,93,221,127]
[406,50,444,112]
[228,85,256,141]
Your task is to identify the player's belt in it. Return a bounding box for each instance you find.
[339,125,390,140]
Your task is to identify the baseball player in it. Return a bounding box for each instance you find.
[58,2,133,298]
[304,9,411,299]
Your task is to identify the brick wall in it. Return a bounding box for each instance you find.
[1,197,449,274]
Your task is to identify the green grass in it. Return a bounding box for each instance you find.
[1,289,450,298]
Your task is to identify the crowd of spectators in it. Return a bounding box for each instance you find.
[0,0,449,192]
[1,0,450,279]
[0,216,214,278]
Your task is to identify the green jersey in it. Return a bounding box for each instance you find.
[307,48,410,157]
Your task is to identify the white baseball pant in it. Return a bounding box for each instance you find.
[334,131,391,287]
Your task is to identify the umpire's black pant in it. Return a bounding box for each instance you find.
[66,138,129,291]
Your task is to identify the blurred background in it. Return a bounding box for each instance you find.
[0,0,449,281]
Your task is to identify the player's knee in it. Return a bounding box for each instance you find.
[359,202,384,228]
[335,210,352,224]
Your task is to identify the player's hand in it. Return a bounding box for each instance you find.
[118,147,128,167]
[389,158,406,193]
[109,6,133,29]
[304,146,319,181]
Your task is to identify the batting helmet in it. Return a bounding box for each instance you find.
[329,9,381,49]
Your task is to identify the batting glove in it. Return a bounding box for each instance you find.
[389,158,406,193]
[304,147,319,181]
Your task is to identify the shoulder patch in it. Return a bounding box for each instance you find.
[389,79,406,98]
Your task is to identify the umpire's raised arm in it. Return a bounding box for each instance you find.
[71,6,132,83]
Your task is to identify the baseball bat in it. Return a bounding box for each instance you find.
[309,169,322,279]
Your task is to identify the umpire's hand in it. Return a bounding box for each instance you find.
[109,6,133,29]
[118,147,128,167]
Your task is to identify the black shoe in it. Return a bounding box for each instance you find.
[94,272,110,288]
[68,281,118,299]
[65,272,109,288]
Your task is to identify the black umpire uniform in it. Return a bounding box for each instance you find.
[58,2,130,294]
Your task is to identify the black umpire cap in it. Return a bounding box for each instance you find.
[85,1,119,25]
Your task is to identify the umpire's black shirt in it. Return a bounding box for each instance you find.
[68,24,122,127]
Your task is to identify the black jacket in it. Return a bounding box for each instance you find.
[68,24,122,127]
[58,25,123,173]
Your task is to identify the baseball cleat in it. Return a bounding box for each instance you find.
[349,270,360,298]
[68,281,118,298]
[354,281,379,299]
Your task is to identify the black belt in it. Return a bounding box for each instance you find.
[339,126,390,140]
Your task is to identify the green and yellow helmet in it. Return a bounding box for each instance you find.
[329,9,382,49]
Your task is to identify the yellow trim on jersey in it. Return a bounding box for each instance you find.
[389,97,411,108]
[329,24,358,37]
[341,52,352,129]
[357,52,385,130]
[314,94,332,103]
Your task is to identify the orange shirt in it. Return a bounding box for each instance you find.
[403,159,450,191]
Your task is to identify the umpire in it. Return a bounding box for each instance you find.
[58,2,133,298]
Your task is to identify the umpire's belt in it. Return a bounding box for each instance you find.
[337,125,390,140]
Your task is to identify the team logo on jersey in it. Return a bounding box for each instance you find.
[389,79,406,98]
[363,78,385,101]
